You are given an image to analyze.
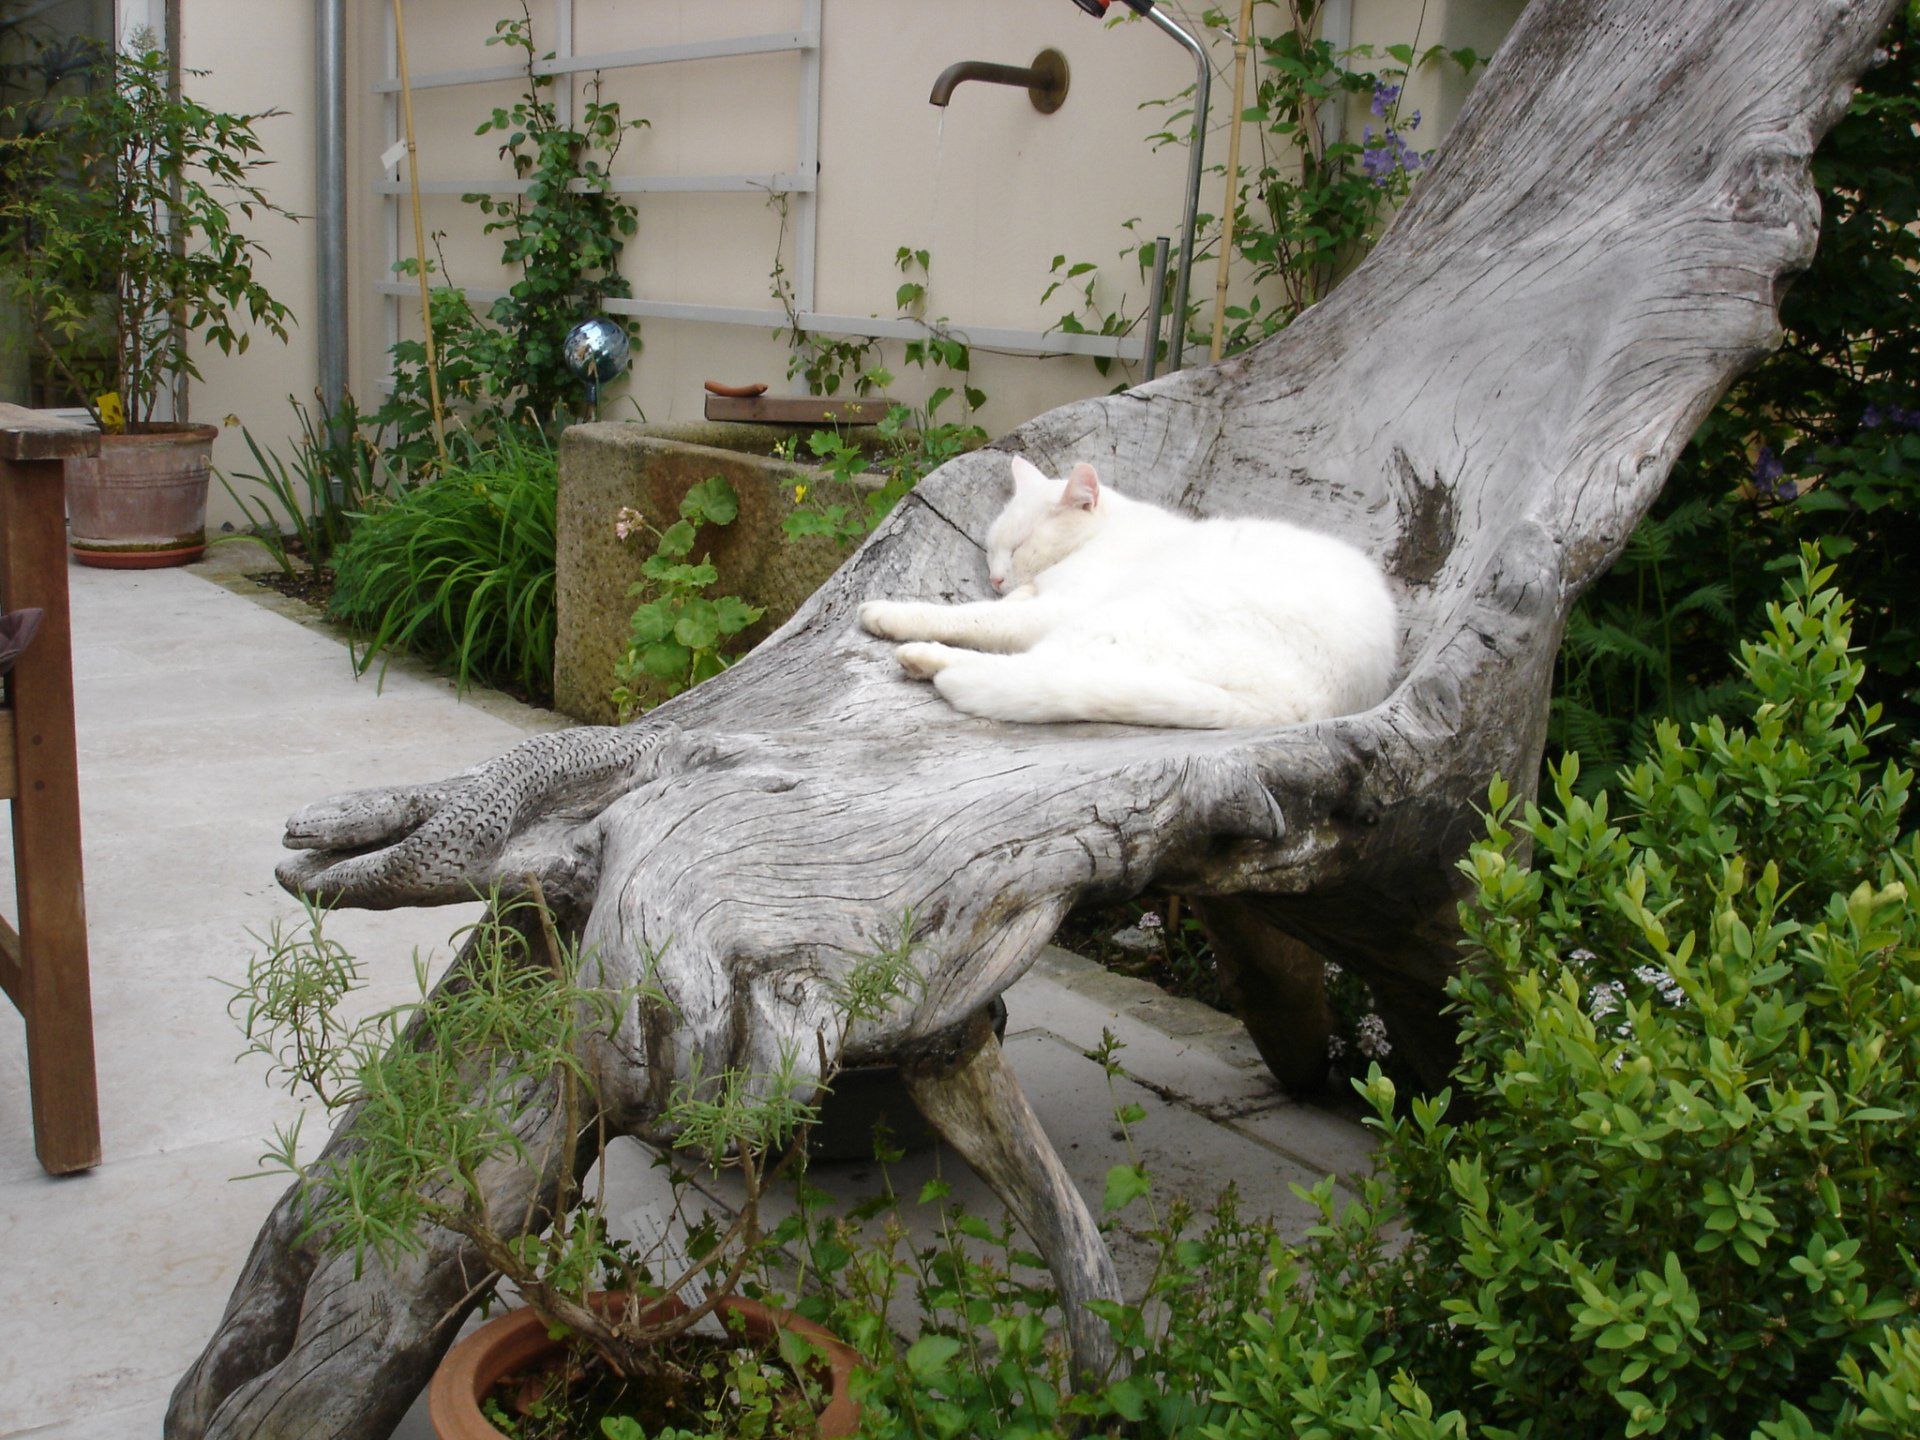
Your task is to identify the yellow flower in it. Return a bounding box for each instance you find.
[793,484,808,503]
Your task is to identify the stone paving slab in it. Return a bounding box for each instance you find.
[0,553,1372,1440]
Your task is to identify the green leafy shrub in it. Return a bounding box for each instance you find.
[1206,551,1920,1439]
[328,428,557,699]
[769,1035,1291,1440]
[373,2,645,472]
[776,400,985,555]
[0,35,291,426]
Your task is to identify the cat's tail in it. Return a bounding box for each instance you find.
[930,652,1249,729]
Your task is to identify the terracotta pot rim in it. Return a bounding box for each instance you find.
[427,1292,861,1440]
[97,423,221,446]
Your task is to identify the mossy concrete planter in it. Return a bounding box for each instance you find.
[64,423,218,568]
[555,422,875,724]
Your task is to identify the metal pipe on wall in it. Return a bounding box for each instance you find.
[1142,235,1170,382]
[1145,7,1208,373]
[316,0,348,489]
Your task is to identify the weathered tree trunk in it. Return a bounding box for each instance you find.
[172,0,1901,1433]
[1193,897,1335,1094]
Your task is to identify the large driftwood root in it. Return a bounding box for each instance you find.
[275,724,684,911]
[903,1018,1123,1384]
[173,0,1903,1433]
[1194,897,1336,1096]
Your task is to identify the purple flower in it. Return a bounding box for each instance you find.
[1370,81,1401,117]
[1864,403,1920,431]
[1361,126,1423,186]
[1750,446,1800,503]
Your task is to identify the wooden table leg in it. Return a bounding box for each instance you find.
[0,453,99,1175]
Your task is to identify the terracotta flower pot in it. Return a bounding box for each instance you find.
[427,1293,862,1440]
[64,422,219,568]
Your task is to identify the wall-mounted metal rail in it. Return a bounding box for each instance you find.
[373,282,1145,362]
[369,29,816,93]
[374,2,1148,388]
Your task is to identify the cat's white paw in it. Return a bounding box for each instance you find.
[859,600,913,640]
[896,642,957,679]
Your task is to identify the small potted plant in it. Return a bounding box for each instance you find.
[0,32,291,567]
[229,888,909,1440]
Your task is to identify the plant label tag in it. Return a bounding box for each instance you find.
[380,138,409,171]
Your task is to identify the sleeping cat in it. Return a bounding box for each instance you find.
[857,455,1397,728]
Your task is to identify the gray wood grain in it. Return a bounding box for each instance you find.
[169,1,1901,1432]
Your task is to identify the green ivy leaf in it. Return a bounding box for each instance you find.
[626,602,674,646]
[655,519,697,559]
[905,1334,963,1383]
[714,596,764,635]
[638,639,690,680]
[681,476,739,526]
[1104,1377,1149,1422]
[1103,1163,1151,1213]
[674,598,721,649]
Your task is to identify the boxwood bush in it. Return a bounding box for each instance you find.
[1206,550,1920,1439]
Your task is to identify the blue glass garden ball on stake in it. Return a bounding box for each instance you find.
[562,317,631,415]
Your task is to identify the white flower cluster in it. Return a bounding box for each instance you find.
[1137,911,1163,932]
[1634,964,1688,1007]
[1327,1033,1348,1059]
[1588,979,1626,1020]
[1357,1013,1392,1059]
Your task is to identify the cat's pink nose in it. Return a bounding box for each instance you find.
[989,573,1005,590]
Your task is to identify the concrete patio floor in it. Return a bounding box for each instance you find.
[0,549,1371,1440]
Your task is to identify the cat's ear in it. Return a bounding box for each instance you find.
[1009,455,1049,494]
[1061,463,1101,510]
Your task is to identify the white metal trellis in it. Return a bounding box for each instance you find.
[372,1,1147,378]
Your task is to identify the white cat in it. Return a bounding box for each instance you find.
[857,455,1398,729]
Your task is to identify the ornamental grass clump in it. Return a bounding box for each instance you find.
[328,427,557,699]
[1208,549,1920,1439]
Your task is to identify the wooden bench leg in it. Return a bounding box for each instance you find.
[0,453,99,1176]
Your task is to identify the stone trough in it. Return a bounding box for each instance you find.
[554,420,877,722]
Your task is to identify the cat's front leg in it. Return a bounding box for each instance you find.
[895,642,966,678]
[859,597,1055,653]
[858,599,946,641]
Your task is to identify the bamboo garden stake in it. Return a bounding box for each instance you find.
[1210,0,1257,361]
[392,0,447,462]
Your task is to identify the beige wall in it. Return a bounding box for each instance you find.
[176,0,320,530]
[185,0,1504,531]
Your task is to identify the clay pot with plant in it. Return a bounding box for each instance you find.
[224,886,894,1440]
[0,33,291,567]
